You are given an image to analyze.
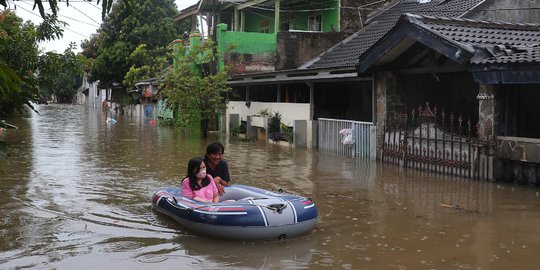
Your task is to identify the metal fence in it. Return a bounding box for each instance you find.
[382,103,494,180]
[318,118,376,160]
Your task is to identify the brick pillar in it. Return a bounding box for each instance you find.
[478,84,497,180]
[374,72,397,159]
[478,84,496,141]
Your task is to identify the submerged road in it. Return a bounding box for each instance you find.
[1,104,540,269]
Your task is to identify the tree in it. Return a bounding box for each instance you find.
[0,0,120,20]
[123,44,171,90]
[88,0,180,96]
[0,10,69,158]
[0,10,42,115]
[159,40,232,137]
[37,44,85,103]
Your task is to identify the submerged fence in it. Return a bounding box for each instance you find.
[382,103,494,180]
[318,118,376,160]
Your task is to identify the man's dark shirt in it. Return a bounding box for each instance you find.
[204,158,230,182]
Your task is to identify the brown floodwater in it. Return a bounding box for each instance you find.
[1,104,540,269]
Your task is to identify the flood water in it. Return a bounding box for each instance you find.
[1,104,540,269]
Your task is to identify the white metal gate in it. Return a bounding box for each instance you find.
[318,118,376,160]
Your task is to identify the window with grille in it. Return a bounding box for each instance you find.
[308,15,322,31]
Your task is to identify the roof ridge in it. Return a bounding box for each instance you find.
[406,13,540,30]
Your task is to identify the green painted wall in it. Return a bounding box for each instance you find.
[244,11,275,33]
[223,31,277,54]
[216,23,276,72]
[157,99,174,120]
[322,1,340,32]
[241,0,339,32]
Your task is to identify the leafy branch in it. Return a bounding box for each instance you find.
[159,40,232,137]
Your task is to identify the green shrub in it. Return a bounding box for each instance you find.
[281,123,293,143]
[231,124,246,137]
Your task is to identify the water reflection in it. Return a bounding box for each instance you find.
[1,104,540,269]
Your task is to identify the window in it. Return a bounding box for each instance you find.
[259,20,270,33]
[280,21,290,31]
[308,15,322,32]
[280,14,294,31]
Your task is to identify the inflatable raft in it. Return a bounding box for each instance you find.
[151,184,318,241]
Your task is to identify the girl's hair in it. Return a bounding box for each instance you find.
[205,142,225,158]
[186,157,210,191]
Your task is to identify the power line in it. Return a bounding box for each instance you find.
[14,0,101,27]
[85,1,102,11]
[14,1,100,27]
[62,26,90,38]
[13,2,91,38]
[68,3,101,26]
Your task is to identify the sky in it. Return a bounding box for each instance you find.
[11,0,199,53]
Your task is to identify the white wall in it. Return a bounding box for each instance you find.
[75,78,102,108]
[226,101,314,148]
[226,101,310,129]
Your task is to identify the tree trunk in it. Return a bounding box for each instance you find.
[201,118,209,138]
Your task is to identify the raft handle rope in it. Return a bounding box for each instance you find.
[165,189,310,214]
[184,199,292,214]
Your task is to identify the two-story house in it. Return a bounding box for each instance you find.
[174,0,389,147]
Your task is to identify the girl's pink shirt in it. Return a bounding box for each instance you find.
[181,175,218,202]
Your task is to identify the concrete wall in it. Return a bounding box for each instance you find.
[224,52,276,75]
[466,0,540,23]
[498,137,540,164]
[219,26,277,75]
[276,31,350,70]
[226,101,312,147]
[341,0,391,33]
[498,136,540,185]
[227,101,310,127]
[75,78,104,109]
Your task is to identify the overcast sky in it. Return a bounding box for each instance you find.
[11,0,198,53]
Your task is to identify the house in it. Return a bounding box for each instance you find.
[356,12,540,183]
[175,0,540,183]
[224,0,487,153]
[76,74,106,108]
[133,77,159,104]
[174,0,389,146]
[231,0,540,183]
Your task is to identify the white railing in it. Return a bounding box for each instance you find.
[318,118,376,160]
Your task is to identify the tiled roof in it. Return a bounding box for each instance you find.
[475,47,540,64]
[302,0,485,69]
[407,14,540,64]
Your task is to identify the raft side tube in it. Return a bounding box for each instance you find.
[151,184,318,241]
